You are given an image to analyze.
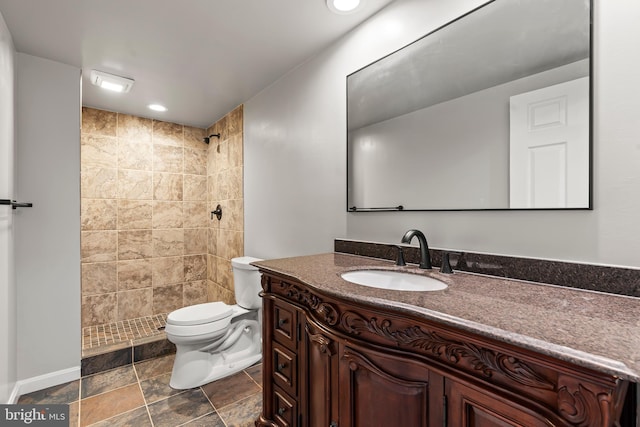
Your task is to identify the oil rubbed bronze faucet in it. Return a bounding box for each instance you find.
[401,229,432,269]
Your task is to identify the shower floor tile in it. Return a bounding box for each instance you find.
[82,313,168,354]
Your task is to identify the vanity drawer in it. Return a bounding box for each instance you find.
[273,386,298,427]
[272,342,297,397]
[272,299,298,350]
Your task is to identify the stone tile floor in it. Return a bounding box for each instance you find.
[17,354,262,426]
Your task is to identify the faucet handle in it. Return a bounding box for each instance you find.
[394,246,406,266]
[440,251,462,274]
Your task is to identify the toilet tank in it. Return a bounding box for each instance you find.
[231,256,263,309]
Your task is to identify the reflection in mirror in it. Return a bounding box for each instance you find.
[347,0,591,211]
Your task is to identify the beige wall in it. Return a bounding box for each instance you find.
[80,106,243,328]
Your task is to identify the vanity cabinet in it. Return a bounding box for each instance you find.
[256,271,630,427]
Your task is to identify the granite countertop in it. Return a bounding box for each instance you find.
[253,252,640,382]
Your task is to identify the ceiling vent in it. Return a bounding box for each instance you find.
[90,70,135,93]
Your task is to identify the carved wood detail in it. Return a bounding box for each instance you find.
[557,376,615,426]
[306,324,335,356]
[276,281,339,325]
[341,311,555,391]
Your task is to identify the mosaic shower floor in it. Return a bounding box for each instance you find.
[82,314,168,357]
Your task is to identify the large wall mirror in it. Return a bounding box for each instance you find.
[347,0,592,211]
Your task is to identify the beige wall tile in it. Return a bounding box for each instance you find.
[224,199,244,232]
[117,200,152,230]
[184,175,207,201]
[206,144,218,175]
[81,135,117,168]
[117,288,153,321]
[82,107,117,137]
[118,259,152,290]
[215,140,230,171]
[207,254,216,282]
[207,228,218,256]
[153,121,183,147]
[227,167,243,200]
[184,228,207,255]
[118,169,153,200]
[184,148,207,176]
[153,284,183,314]
[153,145,184,173]
[207,176,217,206]
[152,256,184,286]
[82,262,117,295]
[118,140,152,171]
[215,170,229,200]
[207,281,235,305]
[118,230,153,260]
[152,201,183,229]
[118,114,152,143]
[183,201,207,228]
[216,115,229,141]
[217,229,243,261]
[81,199,117,231]
[184,254,207,282]
[81,231,118,262]
[152,229,184,257]
[228,134,243,168]
[216,257,233,291]
[81,166,118,199]
[82,293,117,326]
[153,173,183,201]
[228,105,242,136]
[184,280,208,306]
[184,126,207,150]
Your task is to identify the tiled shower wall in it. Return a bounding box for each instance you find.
[80,106,244,328]
[205,106,244,305]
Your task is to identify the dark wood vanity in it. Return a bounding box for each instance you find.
[253,253,638,427]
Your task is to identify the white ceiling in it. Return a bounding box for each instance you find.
[0,0,395,128]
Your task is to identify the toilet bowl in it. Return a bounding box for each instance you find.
[165,256,263,389]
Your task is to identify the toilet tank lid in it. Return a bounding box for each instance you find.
[167,302,233,326]
[231,256,263,270]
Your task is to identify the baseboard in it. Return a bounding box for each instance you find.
[7,383,19,404]
[12,366,81,402]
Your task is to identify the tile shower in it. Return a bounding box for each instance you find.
[80,106,245,356]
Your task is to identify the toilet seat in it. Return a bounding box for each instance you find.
[167,301,233,326]
[165,302,234,337]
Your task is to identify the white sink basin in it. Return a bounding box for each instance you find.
[341,270,448,292]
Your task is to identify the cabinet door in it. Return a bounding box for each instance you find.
[445,378,555,427]
[338,343,431,427]
[304,319,339,427]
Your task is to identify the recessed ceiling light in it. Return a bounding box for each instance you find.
[148,104,167,112]
[90,70,134,93]
[326,0,362,14]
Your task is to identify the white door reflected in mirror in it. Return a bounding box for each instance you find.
[509,77,589,208]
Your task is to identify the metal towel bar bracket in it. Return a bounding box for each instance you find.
[1,199,33,209]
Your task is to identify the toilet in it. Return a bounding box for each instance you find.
[165,256,263,389]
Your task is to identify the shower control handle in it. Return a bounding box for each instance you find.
[211,204,222,221]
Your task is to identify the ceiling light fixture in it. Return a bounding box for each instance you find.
[326,0,362,14]
[90,70,135,93]
[148,104,167,112]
